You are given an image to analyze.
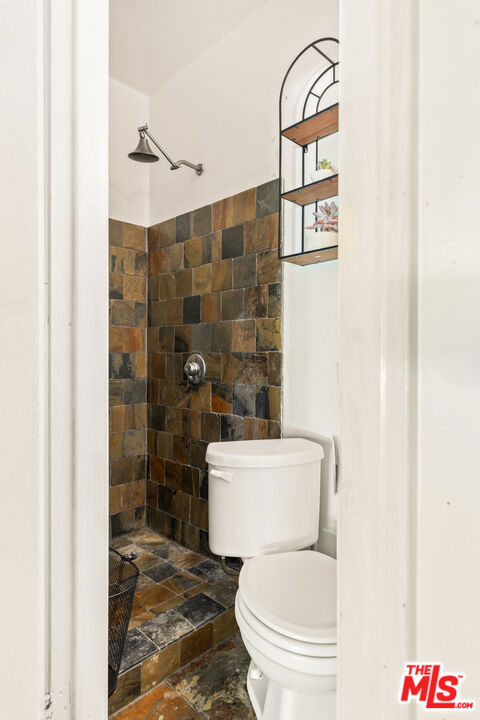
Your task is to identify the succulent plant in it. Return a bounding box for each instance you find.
[305,201,338,233]
[316,158,336,171]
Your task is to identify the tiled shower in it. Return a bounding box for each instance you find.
[109,179,282,551]
[108,179,282,714]
[145,179,282,554]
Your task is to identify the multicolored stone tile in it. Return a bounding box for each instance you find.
[175,213,191,244]
[111,683,202,720]
[108,664,141,716]
[244,417,269,441]
[140,609,195,649]
[222,288,244,321]
[153,542,204,569]
[211,196,233,232]
[256,317,281,351]
[168,634,255,719]
[256,249,281,285]
[119,628,158,673]
[232,188,256,226]
[193,205,212,237]
[211,259,232,292]
[174,593,225,629]
[184,236,203,268]
[222,225,244,259]
[204,578,238,609]
[160,571,203,596]
[211,322,232,352]
[220,414,244,441]
[232,384,256,417]
[244,213,278,254]
[189,559,225,583]
[143,560,179,584]
[232,320,255,352]
[233,254,256,288]
[256,178,280,218]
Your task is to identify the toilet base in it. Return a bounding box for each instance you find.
[247,661,336,720]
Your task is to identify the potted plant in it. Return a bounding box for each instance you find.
[305,201,338,233]
[310,158,336,183]
[304,202,338,250]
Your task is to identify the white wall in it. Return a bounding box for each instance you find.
[283,258,339,555]
[109,77,149,226]
[148,0,338,225]
[0,2,45,717]
[284,261,339,437]
[417,0,480,705]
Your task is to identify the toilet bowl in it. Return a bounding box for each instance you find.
[235,550,337,720]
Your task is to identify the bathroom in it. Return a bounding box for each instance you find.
[108,2,338,716]
[3,0,480,719]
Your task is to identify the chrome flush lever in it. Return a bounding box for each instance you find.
[184,353,206,385]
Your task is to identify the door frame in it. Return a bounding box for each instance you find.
[54,0,420,715]
[338,0,419,716]
[46,0,109,716]
[3,0,425,715]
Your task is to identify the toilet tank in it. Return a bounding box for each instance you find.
[206,438,323,558]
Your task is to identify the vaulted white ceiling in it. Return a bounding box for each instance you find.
[110,0,269,95]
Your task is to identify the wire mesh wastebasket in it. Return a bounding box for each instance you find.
[108,548,139,696]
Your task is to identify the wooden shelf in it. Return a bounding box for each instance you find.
[282,174,338,206]
[282,246,338,266]
[282,103,338,147]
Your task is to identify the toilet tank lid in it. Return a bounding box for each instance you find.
[206,438,323,468]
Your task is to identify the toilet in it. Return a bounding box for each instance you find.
[206,438,336,720]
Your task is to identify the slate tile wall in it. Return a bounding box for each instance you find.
[146,180,282,554]
[109,219,148,536]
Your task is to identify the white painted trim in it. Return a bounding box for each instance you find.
[46,0,74,707]
[46,0,109,717]
[338,0,418,715]
[71,0,109,714]
[0,0,108,715]
[0,0,48,715]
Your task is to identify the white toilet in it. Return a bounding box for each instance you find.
[206,438,336,720]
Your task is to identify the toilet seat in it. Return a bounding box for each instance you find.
[237,591,337,658]
[239,550,337,645]
[236,597,337,684]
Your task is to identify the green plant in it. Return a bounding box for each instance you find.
[316,158,335,171]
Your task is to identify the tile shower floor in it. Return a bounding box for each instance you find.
[109,528,253,718]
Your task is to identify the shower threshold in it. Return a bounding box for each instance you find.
[108,528,237,716]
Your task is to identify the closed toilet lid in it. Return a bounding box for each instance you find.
[239,551,336,644]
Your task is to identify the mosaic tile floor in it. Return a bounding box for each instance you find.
[111,633,255,720]
[109,528,241,715]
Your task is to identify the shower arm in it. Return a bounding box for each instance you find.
[138,125,203,175]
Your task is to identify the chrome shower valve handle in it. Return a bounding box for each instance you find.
[184,353,206,385]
